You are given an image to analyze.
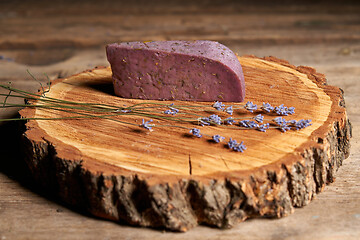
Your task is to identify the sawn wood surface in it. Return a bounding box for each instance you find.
[18,56,351,231]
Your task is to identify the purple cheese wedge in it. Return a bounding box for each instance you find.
[106,40,245,102]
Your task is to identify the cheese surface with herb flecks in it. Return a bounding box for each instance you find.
[106,40,245,102]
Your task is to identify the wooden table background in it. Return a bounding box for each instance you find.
[0,1,359,239]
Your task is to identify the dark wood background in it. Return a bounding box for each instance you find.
[0,1,359,239]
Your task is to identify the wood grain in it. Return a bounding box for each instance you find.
[18,56,351,231]
[23,58,331,175]
[1,0,360,51]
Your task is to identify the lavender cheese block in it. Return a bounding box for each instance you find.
[106,40,245,102]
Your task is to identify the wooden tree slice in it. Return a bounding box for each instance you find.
[20,56,352,231]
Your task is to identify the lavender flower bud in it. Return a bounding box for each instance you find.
[225,106,233,115]
[254,114,264,123]
[213,101,225,111]
[224,117,235,125]
[295,119,312,130]
[227,138,238,149]
[212,135,225,143]
[209,114,222,125]
[261,102,274,112]
[239,120,259,129]
[190,128,202,138]
[257,123,270,132]
[140,119,153,130]
[233,141,246,152]
[244,101,258,113]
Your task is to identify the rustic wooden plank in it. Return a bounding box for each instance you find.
[0,0,359,238]
[1,1,360,50]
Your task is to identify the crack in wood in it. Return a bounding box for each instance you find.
[220,156,229,170]
[189,153,192,175]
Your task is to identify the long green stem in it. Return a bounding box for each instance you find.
[1,81,294,135]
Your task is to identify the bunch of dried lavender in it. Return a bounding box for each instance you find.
[0,77,312,154]
[140,101,311,153]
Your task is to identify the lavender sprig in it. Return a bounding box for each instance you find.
[120,109,132,113]
[294,119,312,130]
[199,119,211,126]
[273,117,291,132]
[274,104,295,116]
[273,117,311,132]
[279,122,291,132]
[164,109,173,114]
[260,102,295,116]
[257,123,270,132]
[208,114,222,125]
[227,138,246,152]
[244,101,258,112]
[190,128,202,138]
[261,102,274,112]
[254,114,264,123]
[233,141,246,152]
[213,101,225,111]
[164,107,179,115]
[164,103,179,115]
[201,114,222,125]
[140,119,153,130]
[225,106,233,115]
[227,138,238,149]
[224,117,235,125]
[212,134,225,143]
[239,120,259,129]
